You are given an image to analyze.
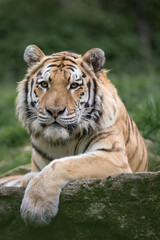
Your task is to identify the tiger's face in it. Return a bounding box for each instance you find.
[17,45,106,141]
[33,63,89,129]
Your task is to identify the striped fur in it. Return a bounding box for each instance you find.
[1,45,147,226]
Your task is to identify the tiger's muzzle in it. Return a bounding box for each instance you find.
[45,107,66,118]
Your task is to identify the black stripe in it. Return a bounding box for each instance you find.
[69,55,79,59]
[62,57,76,64]
[91,135,113,146]
[25,79,34,129]
[32,143,53,162]
[36,71,41,77]
[25,79,32,119]
[44,63,61,69]
[82,72,86,78]
[129,128,139,161]
[47,64,58,68]
[89,78,97,110]
[144,159,148,171]
[67,123,78,135]
[25,78,29,106]
[67,76,71,82]
[80,101,85,105]
[30,78,34,91]
[64,64,77,69]
[65,67,75,71]
[65,52,81,59]
[30,78,34,107]
[81,62,93,77]
[129,116,134,134]
[83,131,116,153]
[50,59,61,62]
[125,116,130,146]
[92,111,101,123]
[32,158,41,171]
[97,147,123,153]
[92,78,97,107]
[34,90,38,98]
[92,151,127,170]
[31,102,36,108]
[74,133,85,155]
[85,78,98,120]
[135,147,145,172]
[31,58,54,75]
[85,80,91,109]
[129,144,138,161]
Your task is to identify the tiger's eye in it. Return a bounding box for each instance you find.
[70,82,79,89]
[40,81,48,88]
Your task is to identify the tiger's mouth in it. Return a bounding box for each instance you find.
[52,122,62,127]
[38,111,81,133]
[40,122,64,128]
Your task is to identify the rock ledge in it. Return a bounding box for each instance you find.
[0,172,160,240]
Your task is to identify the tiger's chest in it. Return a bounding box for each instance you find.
[31,134,90,170]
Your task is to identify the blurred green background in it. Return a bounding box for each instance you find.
[0,0,160,174]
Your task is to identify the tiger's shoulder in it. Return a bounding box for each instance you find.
[100,71,147,172]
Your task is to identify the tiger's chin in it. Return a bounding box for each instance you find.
[29,119,70,142]
[42,124,70,142]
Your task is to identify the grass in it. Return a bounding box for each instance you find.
[0,72,160,175]
[0,83,31,175]
[111,72,160,144]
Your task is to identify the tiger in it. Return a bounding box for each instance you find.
[0,45,147,226]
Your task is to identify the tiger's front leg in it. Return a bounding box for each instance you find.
[20,150,132,226]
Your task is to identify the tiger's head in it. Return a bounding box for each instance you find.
[17,45,117,142]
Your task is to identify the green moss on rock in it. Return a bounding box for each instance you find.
[0,172,160,240]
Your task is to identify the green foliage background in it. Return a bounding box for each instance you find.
[0,0,160,173]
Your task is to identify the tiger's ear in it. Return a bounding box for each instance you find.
[83,48,105,73]
[24,45,45,67]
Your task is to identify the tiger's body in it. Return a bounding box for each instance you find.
[0,45,147,226]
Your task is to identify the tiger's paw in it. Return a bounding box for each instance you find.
[22,172,39,187]
[20,173,60,226]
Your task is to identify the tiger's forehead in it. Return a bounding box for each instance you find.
[51,51,81,59]
[37,52,83,83]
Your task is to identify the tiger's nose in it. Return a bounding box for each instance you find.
[46,107,65,118]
